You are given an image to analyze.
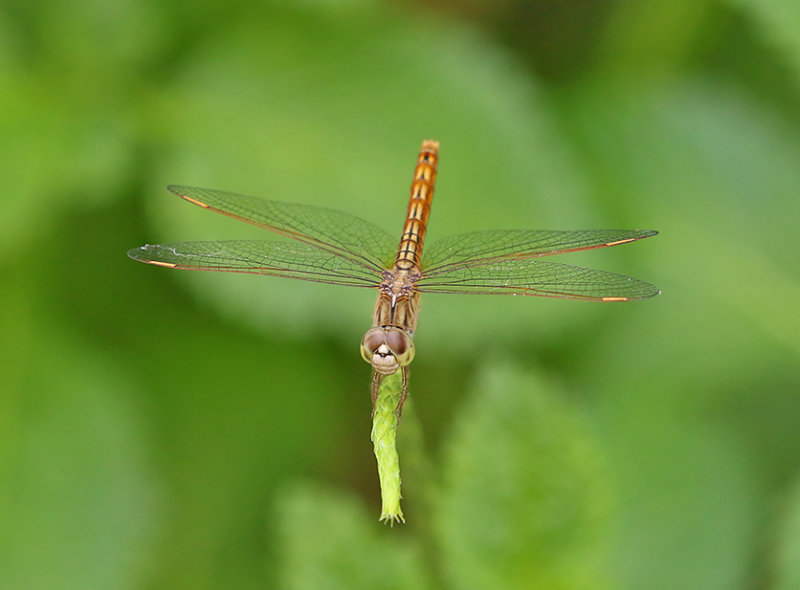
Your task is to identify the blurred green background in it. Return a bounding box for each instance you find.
[2,0,800,588]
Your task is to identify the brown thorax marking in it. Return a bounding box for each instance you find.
[375,268,422,334]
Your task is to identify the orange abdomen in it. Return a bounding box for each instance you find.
[394,140,439,270]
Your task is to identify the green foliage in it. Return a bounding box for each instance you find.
[0,289,157,590]
[2,0,800,588]
[371,371,404,523]
[274,484,431,590]
[774,477,800,590]
[434,364,610,590]
[274,363,608,590]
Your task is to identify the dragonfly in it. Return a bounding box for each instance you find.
[128,140,659,416]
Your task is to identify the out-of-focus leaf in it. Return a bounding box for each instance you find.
[774,475,800,590]
[727,0,800,86]
[274,484,432,590]
[579,340,760,590]
[0,289,159,590]
[0,79,136,257]
[434,362,610,590]
[563,79,800,361]
[6,0,165,68]
[602,408,757,590]
[598,0,712,75]
[0,0,163,257]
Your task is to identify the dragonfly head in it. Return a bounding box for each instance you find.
[360,327,415,375]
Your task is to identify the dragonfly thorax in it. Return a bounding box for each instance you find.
[360,326,415,375]
[374,268,422,334]
[380,268,420,296]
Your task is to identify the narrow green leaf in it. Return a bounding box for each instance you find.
[371,371,404,524]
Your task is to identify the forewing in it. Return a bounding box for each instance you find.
[128,240,383,287]
[415,258,660,301]
[422,229,658,274]
[167,185,396,271]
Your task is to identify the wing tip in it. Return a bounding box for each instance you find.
[127,245,148,261]
[167,185,210,208]
[607,284,661,301]
[127,245,178,268]
[606,229,659,247]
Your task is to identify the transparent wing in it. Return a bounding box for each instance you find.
[415,258,660,301]
[167,185,397,272]
[422,229,657,274]
[127,240,383,287]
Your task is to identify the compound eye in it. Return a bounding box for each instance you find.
[360,327,386,363]
[385,328,408,355]
[385,328,415,366]
[361,328,385,353]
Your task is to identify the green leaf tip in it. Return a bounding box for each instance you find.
[371,370,405,524]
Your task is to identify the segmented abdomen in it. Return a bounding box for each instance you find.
[394,140,439,271]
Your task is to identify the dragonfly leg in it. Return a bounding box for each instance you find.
[371,372,383,418]
[394,366,409,422]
